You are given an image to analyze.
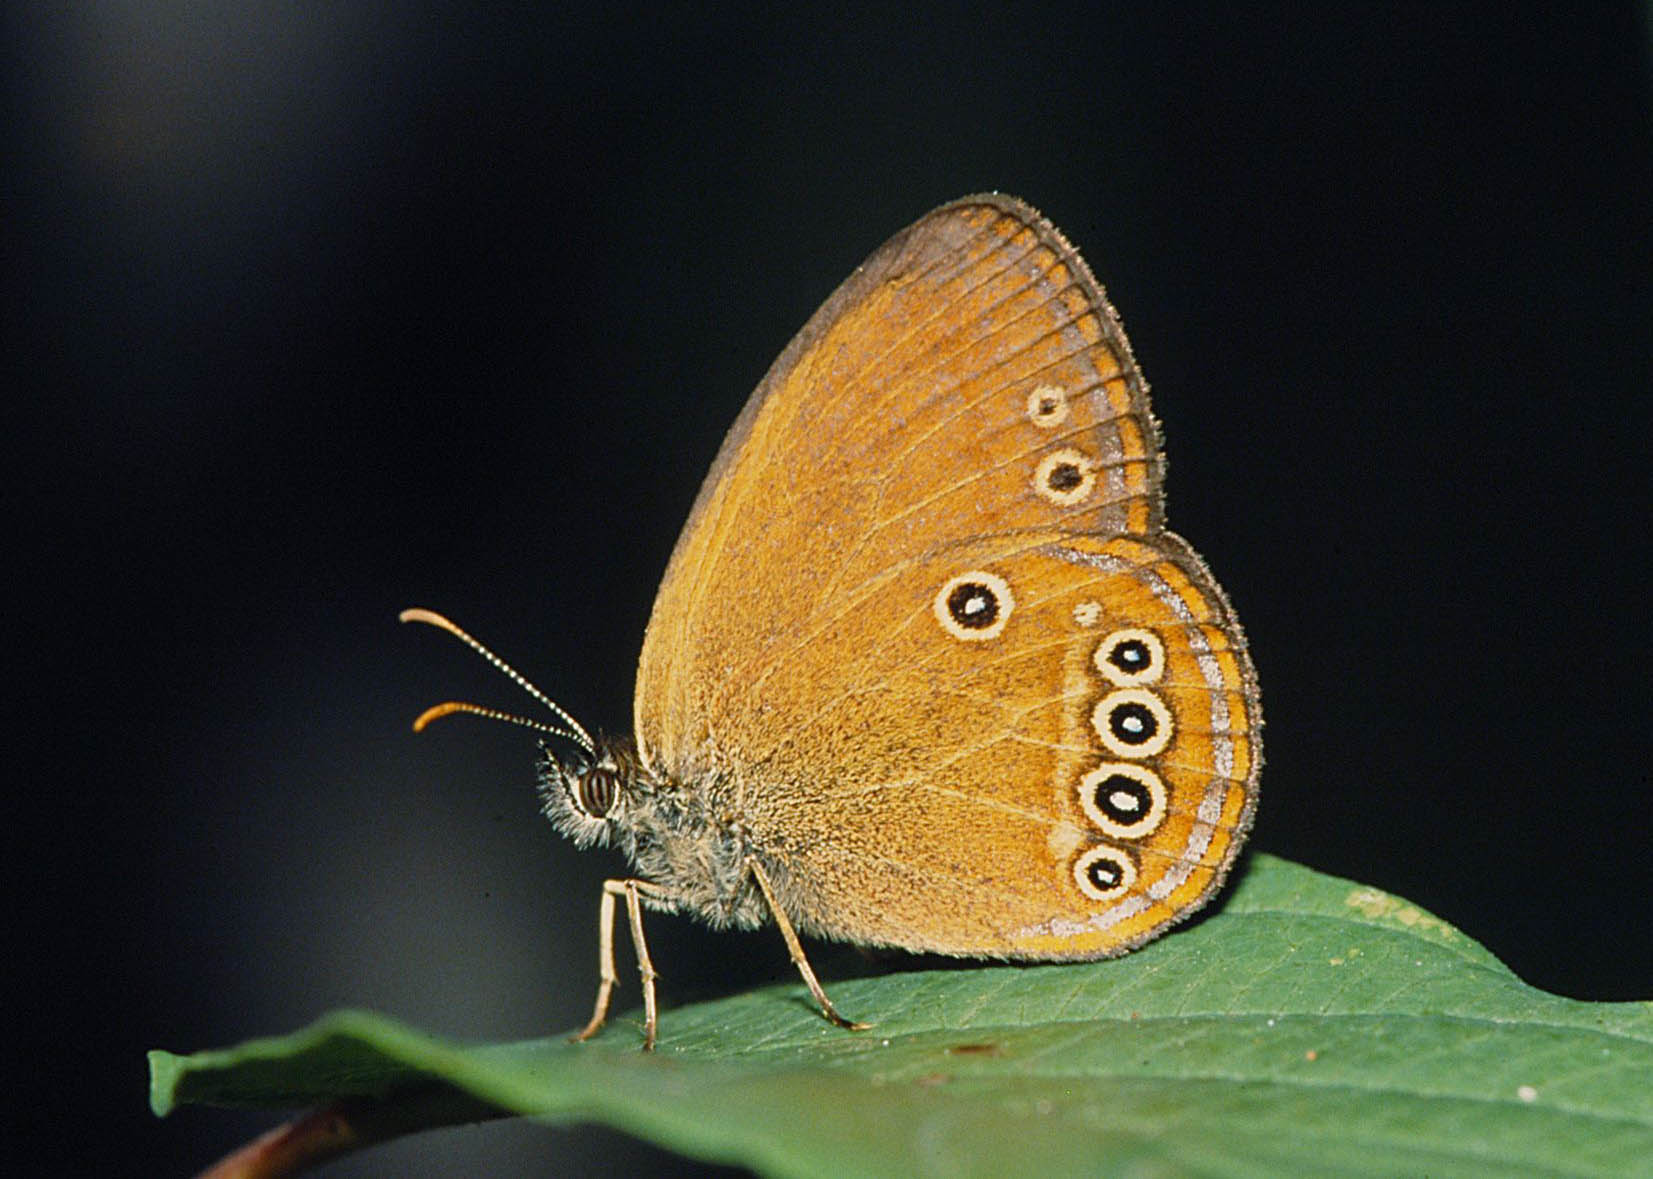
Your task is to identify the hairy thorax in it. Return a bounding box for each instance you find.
[540,735,777,931]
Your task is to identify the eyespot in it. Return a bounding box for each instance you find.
[934,570,1014,641]
[1073,845,1137,902]
[1091,688,1174,758]
[576,766,620,818]
[1078,763,1168,839]
[1094,627,1166,686]
[1033,448,1098,506]
[1026,384,1069,428]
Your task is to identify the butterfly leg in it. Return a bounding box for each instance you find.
[745,857,870,1032]
[572,878,665,1050]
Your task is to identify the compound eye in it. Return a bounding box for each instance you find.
[576,766,619,818]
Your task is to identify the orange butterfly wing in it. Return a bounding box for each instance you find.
[635,195,1259,957]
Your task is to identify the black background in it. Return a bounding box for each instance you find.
[9,5,1651,1176]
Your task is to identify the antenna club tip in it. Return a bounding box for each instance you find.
[400,607,439,625]
[411,702,463,732]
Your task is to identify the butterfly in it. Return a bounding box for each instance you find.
[405,193,1261,1048]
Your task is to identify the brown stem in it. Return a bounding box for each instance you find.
[196,1085,511,1179]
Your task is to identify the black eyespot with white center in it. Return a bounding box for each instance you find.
[950,583,998,627]
[1074,845,1138,902]
[1093,627,1166,686]
[1026,384,1069,428]
[934,570,1014,641]
[1092,688,1174,758]
[1048,463,1083,491]
[1078,763,1168,839]
[1033,448,1098,506]
[1110,703,1155,742]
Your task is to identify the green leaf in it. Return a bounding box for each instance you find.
[151,855,1653,1177]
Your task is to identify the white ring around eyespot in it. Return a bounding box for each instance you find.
[933,570,1014,641]
[1026,384,1069,428]
[1032,448,1098,507]
[1091,687,1174,758]
[1073,844,1137,902]
[1093,627,1166,686]
[1078,762,1168,840]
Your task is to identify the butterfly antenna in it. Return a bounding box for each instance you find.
[408,700,591,748]
[399,607,597,756]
